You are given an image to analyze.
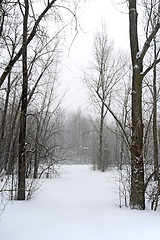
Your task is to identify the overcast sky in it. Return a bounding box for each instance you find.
[58,0,130,113]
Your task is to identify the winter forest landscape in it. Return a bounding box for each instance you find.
[1,0,160,239]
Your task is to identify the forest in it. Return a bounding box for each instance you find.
[1,0,160,226]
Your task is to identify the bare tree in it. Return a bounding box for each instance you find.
[85,23,126,171]
[128,0,160,210]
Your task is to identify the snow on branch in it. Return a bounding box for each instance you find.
[140,21,160,60]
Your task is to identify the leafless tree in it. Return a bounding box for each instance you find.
[85,23,127,171]
[0,0,80,202]
[128,0,160,210]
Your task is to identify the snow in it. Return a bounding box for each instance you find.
[0,165,160,240]
[134,64,139,69]
[136,51,142,59]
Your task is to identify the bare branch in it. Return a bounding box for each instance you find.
[96,89,130,148]
[141,57,160,77]
[0,0,57,88]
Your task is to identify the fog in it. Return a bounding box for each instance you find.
[58,0,130,112]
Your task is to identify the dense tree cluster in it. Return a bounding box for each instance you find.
[0,0,78,201]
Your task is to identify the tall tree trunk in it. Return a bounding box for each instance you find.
[0,73,11,170]
[0,0,2,21]
[130,64,145,210]
[1,74,11,141]
[99,101,104,171]
[5,94,21,174]
[0,0,4,38]
[18,0,29,200]
[129,0,145,210]
[33,120,39,179]
[153,37,159,181]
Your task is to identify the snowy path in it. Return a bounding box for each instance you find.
[1,165,160,240]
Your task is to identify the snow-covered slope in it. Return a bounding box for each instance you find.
[0,165,160,240]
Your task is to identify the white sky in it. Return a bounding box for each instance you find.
[58,0,130,113]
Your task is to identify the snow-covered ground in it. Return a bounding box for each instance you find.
[0,165,160,240]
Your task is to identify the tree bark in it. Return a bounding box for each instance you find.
[99,101,104,171]
[129,0,145,210]
[1,74,11,141]
[0,0,4,38]
[153,37,159,181]
[33,120,39,179]
[17,0,29,200]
